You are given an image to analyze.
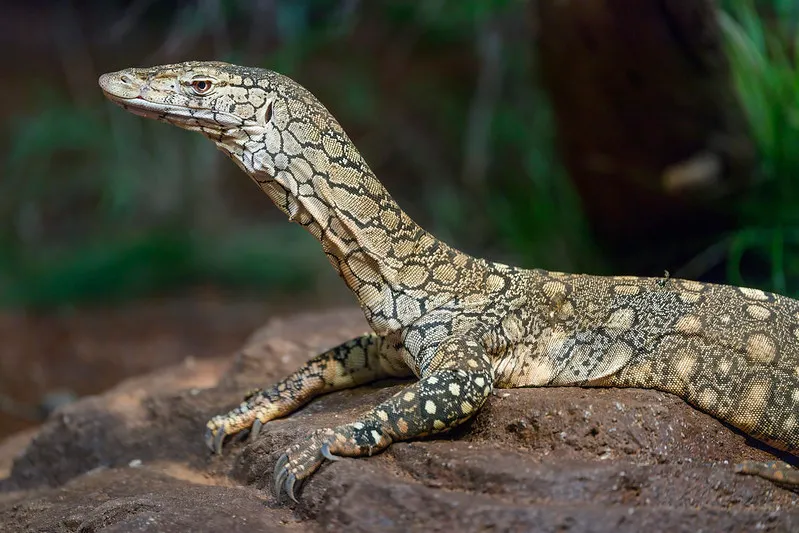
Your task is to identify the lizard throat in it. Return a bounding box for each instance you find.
[239,155,435,334]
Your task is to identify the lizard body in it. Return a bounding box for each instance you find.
[98,62,798,500]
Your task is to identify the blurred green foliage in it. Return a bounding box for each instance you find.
[720,0,799,294]
[0,89,320,308]
[1,0,589,309]
[1,0,799,309]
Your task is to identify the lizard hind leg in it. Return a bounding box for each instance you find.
[273,336,494,502]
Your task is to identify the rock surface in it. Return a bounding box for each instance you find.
[1,308,797,532]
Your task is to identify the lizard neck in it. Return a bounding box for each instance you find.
[227,136,460,334]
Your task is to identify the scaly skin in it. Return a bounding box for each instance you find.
[98,61,798,501]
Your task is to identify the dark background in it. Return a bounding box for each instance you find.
[0,0,797,436]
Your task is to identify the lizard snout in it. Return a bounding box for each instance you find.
[98,70,143,100]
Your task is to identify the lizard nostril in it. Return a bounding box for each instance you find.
[120,74,131,84]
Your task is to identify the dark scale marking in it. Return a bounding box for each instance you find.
[100,61,799,501]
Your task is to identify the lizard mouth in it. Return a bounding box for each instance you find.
[101,93,169,120]
[100,89,254,129]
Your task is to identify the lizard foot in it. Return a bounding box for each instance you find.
[205,389,271,454]
[273,428,341,503]
[735,460,799,486]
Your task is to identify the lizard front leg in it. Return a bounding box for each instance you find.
[273,336,494,501]
[205,333,410,453]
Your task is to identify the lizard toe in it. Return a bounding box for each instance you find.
[735,460,799,486]
[205,393,274,454]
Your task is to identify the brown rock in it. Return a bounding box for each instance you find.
[1,308,797,532]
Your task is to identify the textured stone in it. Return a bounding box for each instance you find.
[1,310,797,532]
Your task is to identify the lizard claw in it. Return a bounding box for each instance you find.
[285,473,299,503]
[250,419,263,441]
[213,423,226,454]
[204,426,216,452]
[204,420,227,454]
[273,453,289,499]
[321,442,340,461]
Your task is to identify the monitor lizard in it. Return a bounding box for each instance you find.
[98,61,798,502]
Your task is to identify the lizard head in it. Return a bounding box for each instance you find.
[99,61,339,178]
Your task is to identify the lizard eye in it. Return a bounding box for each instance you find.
[190,79,214,95]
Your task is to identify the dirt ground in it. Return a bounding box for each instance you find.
[0,293,315,438]
[0,308,797,532]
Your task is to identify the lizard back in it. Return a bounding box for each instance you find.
[489,268,799,453]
